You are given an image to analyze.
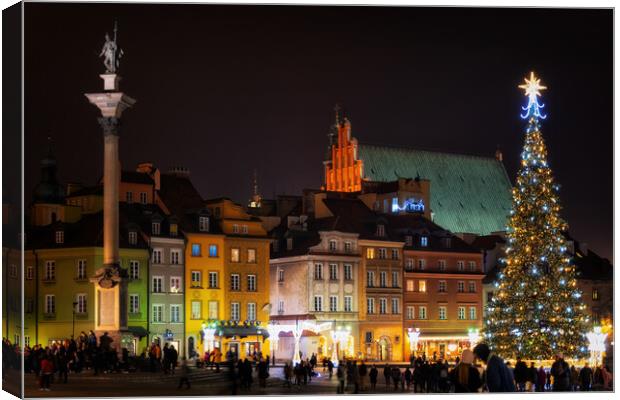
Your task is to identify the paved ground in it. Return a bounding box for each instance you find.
[3,365,428,398]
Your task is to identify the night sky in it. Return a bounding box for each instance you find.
[22,4,612,260]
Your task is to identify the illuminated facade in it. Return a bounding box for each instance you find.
[323,113,363,192]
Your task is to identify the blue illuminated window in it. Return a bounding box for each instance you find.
[209,244,218,258]
[191,243,201,257]
[420,236,428,247]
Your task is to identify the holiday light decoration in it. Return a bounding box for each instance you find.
[407,327,421,355]
[483,72,589,360]
[586,326,607,366]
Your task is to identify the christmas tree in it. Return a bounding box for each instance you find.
[484,72,589,360]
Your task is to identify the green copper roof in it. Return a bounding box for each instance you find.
[358,144,513,235]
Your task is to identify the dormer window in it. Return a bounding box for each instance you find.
[376,224,385,237]
[128,231,138,245]
[286,238,293,251]
[442,237,452,248]
[420,236,428,247]
[329,240,337,252]
[152,222,161,236]
[405,235,413,247]
[232,224,239,234]
[170,223,178,237]
[241,225,249,234]
[272,240,280,253]
[199,216,209,232]
[55,230,64,244]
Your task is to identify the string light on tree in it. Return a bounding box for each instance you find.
[483,72,589,360]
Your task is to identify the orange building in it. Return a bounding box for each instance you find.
[323,114,363,192]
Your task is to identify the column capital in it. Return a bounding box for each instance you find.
[98,117,121,137]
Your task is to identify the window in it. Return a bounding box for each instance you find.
[366,248,375,259]
[418,306,427,320]
[230,248,240,262]
[376,224,385,237]
[592,289,599,301]
[45,295,55,314]
[26,266,34,280]
[379,298,388,314]
[278,269,284,282]
[152,276,163,293]
[344,241,352,253]
[199,216,209,232]
[391,249,399,260]
[139,192,147,204]
[171,250,181,265]
[126,191,133,203]
[365,331,373,343]
[247,303,256,321]
[379,271,387,287]
[458,306,466,320]
[438,281,447,293]
[208,272,218,288]
[344,296,352,312]
[286,238,293,250]
[129,294,140,313]
[378,248,387,259]
[405,235,413,247]
[152,249,162,264]
[126,260,138,280]
[152,222,161,235]
[344,264,353,280]
[457,281,465,293]
[170,276,182,293]
[24,298,33,313]
[170,305,181,323]
[329,263,338,280]
[231,274,240,291]
[191,271,201,287]
[329,240,337,252]
[153,304,164,323]
[314,263,323,280]
[406,259,414,271]
[468,261,477,272]
[442,237,452,248]
[247,249,256,263]
[170,224,178,237]
[278,300,284,314]
[367,298,375,314]
[420,236,428,247]
[468,281,476,293]
[209,244,218,257]
[367,271,375,287]
[191,301,202,319]
[314,296,323,312]
[76,294,87,313]
[247,274,257,291]
[208,301,218,319]
[438,260,446,271]
[24,336,30,348]
[55,230,64,244]
[45,261,55,281]
[191,243,201,257]
[329,296,338,312]
[457,261,465,271]
[77,260,87,279]
[406,280,414,292]
[392,271,399,288]
[439,306,447,320]
[214,207,221,218]
[391,298,399,314]
[419,280,427,293]
[469,306,477,320]
[241,225,249,234]
[417,259,426,270]
[232,224,239,234]
[128,231,137,245]
[406,306,415,320]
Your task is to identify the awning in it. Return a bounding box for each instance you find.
[126,326,148,338]
[216,326,270,340]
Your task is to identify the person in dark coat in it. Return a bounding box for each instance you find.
[358,361,367,391]
[391,366,401,391]
[472,343,516,392]
[404,367,413,390]
[383,364,391,388]
[550,353,570,391]
[514,357,528,391]
[537,365,547,392]
[369,364,378,391]
[579,362,593,391]
[527,362,537,391]
[449,349,482,393]
[257,358,269,388]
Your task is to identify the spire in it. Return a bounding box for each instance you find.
[248,169,262,208]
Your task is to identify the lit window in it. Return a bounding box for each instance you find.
[469,306,477,320]
[191,301,202,319]
[170,277,182,293]
[231,302,240,321]
[230,248,240,262]
[170,224,178,237]
[247,249,256,263]
[406,280,414,292]
[418,280,427,293]
[191,271,201,287]
[366,248,375,259]
[191,244,201,257]
[420,236,428,247]
[209,244,218,257]
[439,306,447,320]
[247,303,256,321]
[592,289,599,301]
[247,274,256,291]
[208,301,218,319]
[129,294,140,313]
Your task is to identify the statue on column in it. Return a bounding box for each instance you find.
[99,21,123,74]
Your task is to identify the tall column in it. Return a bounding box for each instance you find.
[99,117,121,266]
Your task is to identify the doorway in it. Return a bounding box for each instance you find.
[378,336,391,361]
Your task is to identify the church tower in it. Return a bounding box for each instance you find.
[323,105,363,192]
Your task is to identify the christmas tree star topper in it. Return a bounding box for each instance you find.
[519,71,547,102]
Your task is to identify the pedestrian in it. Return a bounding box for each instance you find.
[169,345,178,375]
[472,343,515,392]
[327,358,334,379]
[57,350,68,384]
[177,357,191,389]
[40,355,54,391]
[404,366,412,391]
[550,353,570,391]
[358,361,367,391]
[527,362,537,391]
[514,357,528,391]
[337,362,346,394]
[579,362,593,391]
[283,362,293,388]
[369,364,378,391]
[383,363,391,388]
[449,349,482,393]
[536,365,547,392]
[391,366,401,391]
[258,357,269,388]
[601,365,613,390]
[570,365,579,391]
[352,361,360,394]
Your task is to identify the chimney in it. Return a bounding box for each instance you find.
[136,162,154,174]
[495,146,503,162]
[168,166,190,177]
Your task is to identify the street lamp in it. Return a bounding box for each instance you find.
[266,321,281,366]
[586,326,607,367]
[72,301,78,339]
[407,327,420,359]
